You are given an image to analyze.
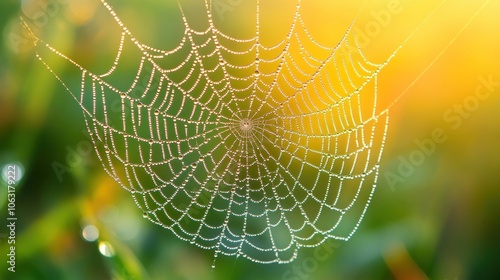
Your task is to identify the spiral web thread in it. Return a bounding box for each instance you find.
[24,0,400,265]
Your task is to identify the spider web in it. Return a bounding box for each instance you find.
[24,0,399,265]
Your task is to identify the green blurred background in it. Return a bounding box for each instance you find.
[1,0,500,279]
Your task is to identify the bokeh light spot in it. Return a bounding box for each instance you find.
[82,224,99,242]
[98,241,115,257]
[1,162,25,184]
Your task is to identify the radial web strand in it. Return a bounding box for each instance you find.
[24,0,398,265]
